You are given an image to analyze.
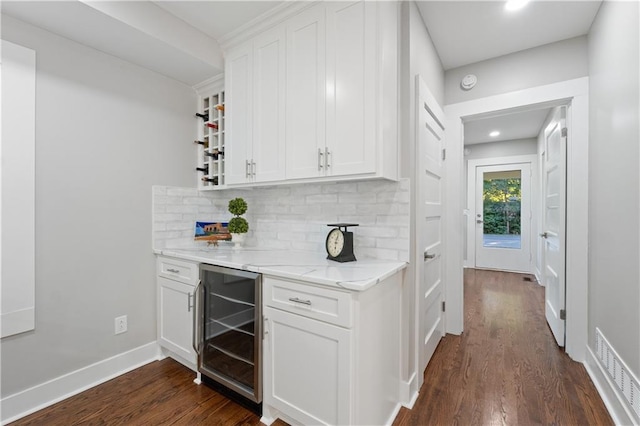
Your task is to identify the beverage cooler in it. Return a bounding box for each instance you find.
[194,264,262,412]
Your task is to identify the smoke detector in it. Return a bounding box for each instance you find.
[461,74,477,91]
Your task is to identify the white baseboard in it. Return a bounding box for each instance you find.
[584,346,638,426]
[399,372,419,409]
[1,342,161,425]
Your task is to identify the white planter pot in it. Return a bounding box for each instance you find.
[230,233,246,249]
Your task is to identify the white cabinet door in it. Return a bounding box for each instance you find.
[158,277,196,365]
[225,41,253,185]
[285,4,326,180]
[253,27,286,183]
[264,307,351,425]
[326,1,377,177]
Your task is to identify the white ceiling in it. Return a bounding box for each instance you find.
[416,0,602,70]
[153,1,284,41]
[1,0,602,89]
[464,107,552,145]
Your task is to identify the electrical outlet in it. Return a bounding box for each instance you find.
[115,315,127,335]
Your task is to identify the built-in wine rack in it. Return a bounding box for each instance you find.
[196,87,225,190]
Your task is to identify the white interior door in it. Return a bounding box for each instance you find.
[416,76,445,384]
[542,108,567,347]
[475,163,531,272]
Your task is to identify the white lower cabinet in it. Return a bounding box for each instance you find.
[157,256,198,369]
[262,273,402,426]
[264,307,351,425]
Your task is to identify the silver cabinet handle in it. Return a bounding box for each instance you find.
[251,160,256,178]
[325,147,330,168]
[245,160,250,178]
[187,292,193,312]
[289,297,312,306]
[192,280,202,355]
[424,252,436,260]
[476,220,483,224]
[263,316,269,338]
[540,232,549,238]
[318,148,324,171]
[167,268,180,273]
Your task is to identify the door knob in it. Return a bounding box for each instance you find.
[540,232,548,238]
[476,219,483,224]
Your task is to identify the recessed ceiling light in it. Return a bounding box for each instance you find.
[489,131,501,137]
[505,0,530,11]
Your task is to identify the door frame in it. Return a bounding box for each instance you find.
[467,155,538,273]
[443,77,588,362]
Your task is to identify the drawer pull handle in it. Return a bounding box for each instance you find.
[167,268,180,273]
[289,297,312,306]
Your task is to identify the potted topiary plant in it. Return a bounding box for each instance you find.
[228,197,248,248]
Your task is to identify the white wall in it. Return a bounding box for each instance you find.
[445,36,588,105]
[464,138,538,162]
[587,0,640,378]
[0,15,195,397]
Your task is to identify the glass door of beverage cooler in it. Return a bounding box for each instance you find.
[196,264,262,404]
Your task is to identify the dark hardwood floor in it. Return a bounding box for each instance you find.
[393,269,612,426]
[11,269,611,425]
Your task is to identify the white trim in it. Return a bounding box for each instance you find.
[443,77,589,363]
[584,346,637,426]
[219,1,318,51]
[399,372,419,409]
[192,74,224,95]
[0,342,161,425]
[466,155,538,273]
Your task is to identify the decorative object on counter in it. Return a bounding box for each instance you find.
[194,221,231,246]
[228,197,249,248]
[195,112,209,121]
[215,104,225,112]
[325,223,358,262]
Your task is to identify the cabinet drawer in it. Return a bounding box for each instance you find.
[264,277,352,328]
[157,256,199,285]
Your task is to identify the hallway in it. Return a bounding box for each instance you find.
[394,269,612,425]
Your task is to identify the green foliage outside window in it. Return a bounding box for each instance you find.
[483,178,521,235]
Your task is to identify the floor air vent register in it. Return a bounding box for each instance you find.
[595,328,640,420]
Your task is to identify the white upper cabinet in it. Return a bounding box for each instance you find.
[226,27,286,185]
[224,0,398,186]
[225,41,253,185]
[253,27,286,183]
[285,3,326,179]
[325,1,376,177]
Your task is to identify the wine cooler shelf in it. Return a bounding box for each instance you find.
[196,90,225,189]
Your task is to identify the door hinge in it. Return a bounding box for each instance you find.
[442,301,446,312]
[442,149,446,161]
[561,127,568,138]
[560,309,566,320]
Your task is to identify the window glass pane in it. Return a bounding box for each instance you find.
[482,170,522,249]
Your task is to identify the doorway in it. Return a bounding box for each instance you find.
[443,77,589,362]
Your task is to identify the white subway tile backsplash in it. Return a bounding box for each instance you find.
[166,187,198,197]
[152,179,410,261]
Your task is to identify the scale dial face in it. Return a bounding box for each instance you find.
[326,228,345,257]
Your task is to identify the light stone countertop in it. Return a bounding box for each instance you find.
[154,247,407,292]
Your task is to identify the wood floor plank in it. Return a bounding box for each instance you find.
[10,269,611,425]
[393,269,613,426]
